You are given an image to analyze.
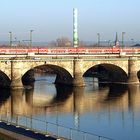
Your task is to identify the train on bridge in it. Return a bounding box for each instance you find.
[0,47,139,55]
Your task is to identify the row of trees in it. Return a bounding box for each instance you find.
[48,37,86,47]
[48,37,111,47]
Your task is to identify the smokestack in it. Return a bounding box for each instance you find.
[73,8,78,47]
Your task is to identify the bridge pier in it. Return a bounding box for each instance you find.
[10,60,24,89]
[128,57,139,84]
[73,58,85,87]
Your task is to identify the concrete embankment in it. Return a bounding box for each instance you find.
[0,121,56,140]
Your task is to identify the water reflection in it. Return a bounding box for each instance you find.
[128,85,140,111]
[53,85,72,103]
[0,88,10,103]
[105,83,128,100]
[0,76,140,139]
[0,82,137,115]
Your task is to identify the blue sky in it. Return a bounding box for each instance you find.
[0,0,140,42]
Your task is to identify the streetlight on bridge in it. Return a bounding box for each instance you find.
[9,31,12,48]
[131,38,134,46]
[30,30,34,48]
[97,33,100,47]
[122,32,125,48]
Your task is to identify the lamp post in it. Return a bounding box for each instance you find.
[122,32,125,48]
[9,31,12,47]
[30,30,34,48]
[108,40,111,46]
[131,38,134,46]
[97,33,100,47]
[14,37,17,56]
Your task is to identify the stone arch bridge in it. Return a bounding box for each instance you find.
[0,56,140,88]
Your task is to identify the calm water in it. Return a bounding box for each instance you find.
[0,73,140,140]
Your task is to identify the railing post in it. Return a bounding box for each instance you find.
[57,125,59,138]
[70,128,72,140]
[83,132,87,140]
[98,136,101,140]
[16,115,19,127]
[46,122,48,134]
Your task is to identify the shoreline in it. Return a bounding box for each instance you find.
[0,121,56,140]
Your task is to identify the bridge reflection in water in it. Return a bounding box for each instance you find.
[0,75,140,140]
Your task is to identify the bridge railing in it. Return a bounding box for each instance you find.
[0,113,113,140]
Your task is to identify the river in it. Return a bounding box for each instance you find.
[0,73,140,140]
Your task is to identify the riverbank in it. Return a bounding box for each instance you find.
[0,121,56,140]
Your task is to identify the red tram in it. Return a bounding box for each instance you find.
[0,47,139,55]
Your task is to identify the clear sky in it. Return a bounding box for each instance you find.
[0,0,140,43]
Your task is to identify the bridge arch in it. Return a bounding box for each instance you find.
[137,70,140,81]
[82,60,128,75]
[0,70,11,88]
[22,64,73,86]
[83,63,128,83]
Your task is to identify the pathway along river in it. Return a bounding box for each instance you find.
[0,73,140,140]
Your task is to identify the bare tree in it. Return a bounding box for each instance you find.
[56,37,72,47]
[48,41,57,47]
